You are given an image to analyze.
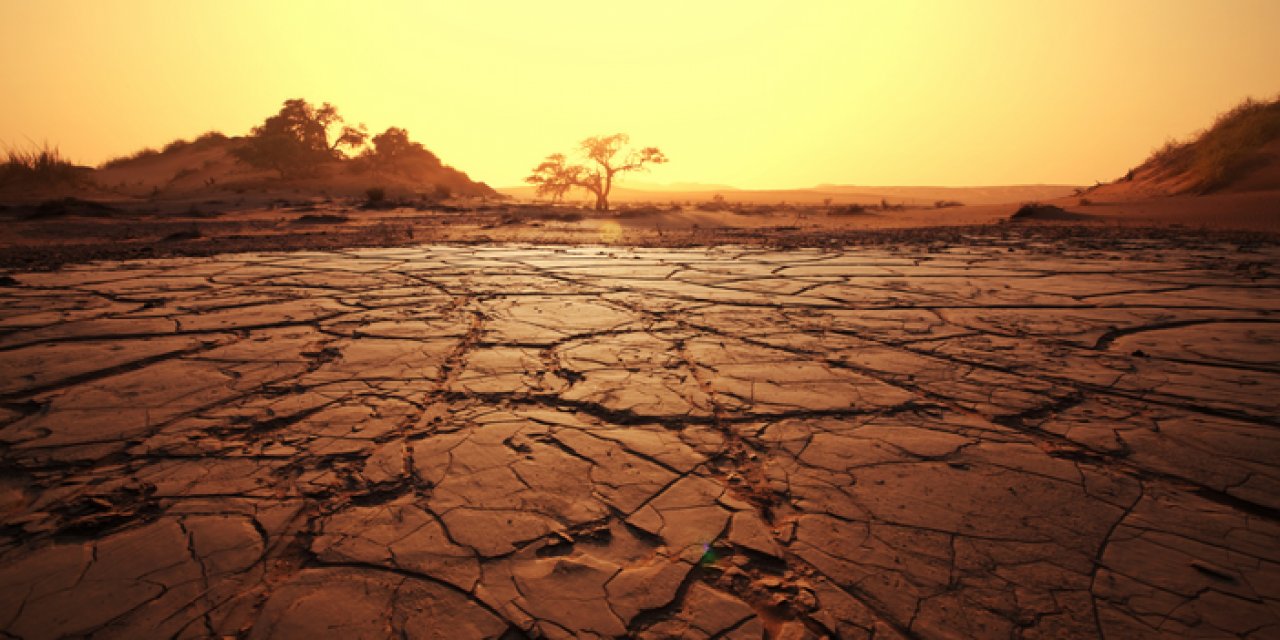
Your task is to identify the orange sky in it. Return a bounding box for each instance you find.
[2,0,1278,189]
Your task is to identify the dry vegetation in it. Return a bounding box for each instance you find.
[2,99,494,201]
[0,143,87,189]
[1140,94,1280,193]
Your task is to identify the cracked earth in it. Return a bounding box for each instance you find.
[0,239,1278,638]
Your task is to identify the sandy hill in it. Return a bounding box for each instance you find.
[90,134,495,200]
[1092,95,1280,198]
[93,134,243,196]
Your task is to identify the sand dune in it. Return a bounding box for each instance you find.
[1092,95,1280,198]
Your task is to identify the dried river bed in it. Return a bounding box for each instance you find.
[0,241,1277,638]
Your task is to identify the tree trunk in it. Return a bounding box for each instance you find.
[601,171,613,211]
[584,184,608,211]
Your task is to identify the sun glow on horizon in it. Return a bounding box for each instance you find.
[2,0,1278,189]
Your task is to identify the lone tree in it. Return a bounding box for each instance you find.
[233,98,367,177]
[526,134,666,210]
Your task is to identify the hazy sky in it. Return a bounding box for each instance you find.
[2,0,1278,188]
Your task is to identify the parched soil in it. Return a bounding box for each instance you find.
[1,200,1277,272]
[1,238,1278,638]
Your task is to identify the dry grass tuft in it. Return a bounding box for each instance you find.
[0,142,86,188]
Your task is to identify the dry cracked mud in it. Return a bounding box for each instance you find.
[0,238,1277,638]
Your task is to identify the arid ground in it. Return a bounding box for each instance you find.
[1,232,1277,638]
[3,3,1278,637]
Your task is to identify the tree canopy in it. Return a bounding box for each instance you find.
[217,98,495,198]
[360,127,443,175]
[526,134,667,210]
[232,99,367,177]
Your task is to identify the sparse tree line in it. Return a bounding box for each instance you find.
[236,100,671,210]
[86,98,455,189]
[232,99,448,181]
[4,98,669,204]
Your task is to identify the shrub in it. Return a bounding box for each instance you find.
[116,131,228,163]
[194,131,227,145]
[0,143,85,188]
[696,194,729,212]
[29,196,113,216]
[829,204,869,216]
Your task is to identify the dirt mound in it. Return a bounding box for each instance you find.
[12,197,119,220]
[1010,203,1097,222]
[93,133,241,196]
